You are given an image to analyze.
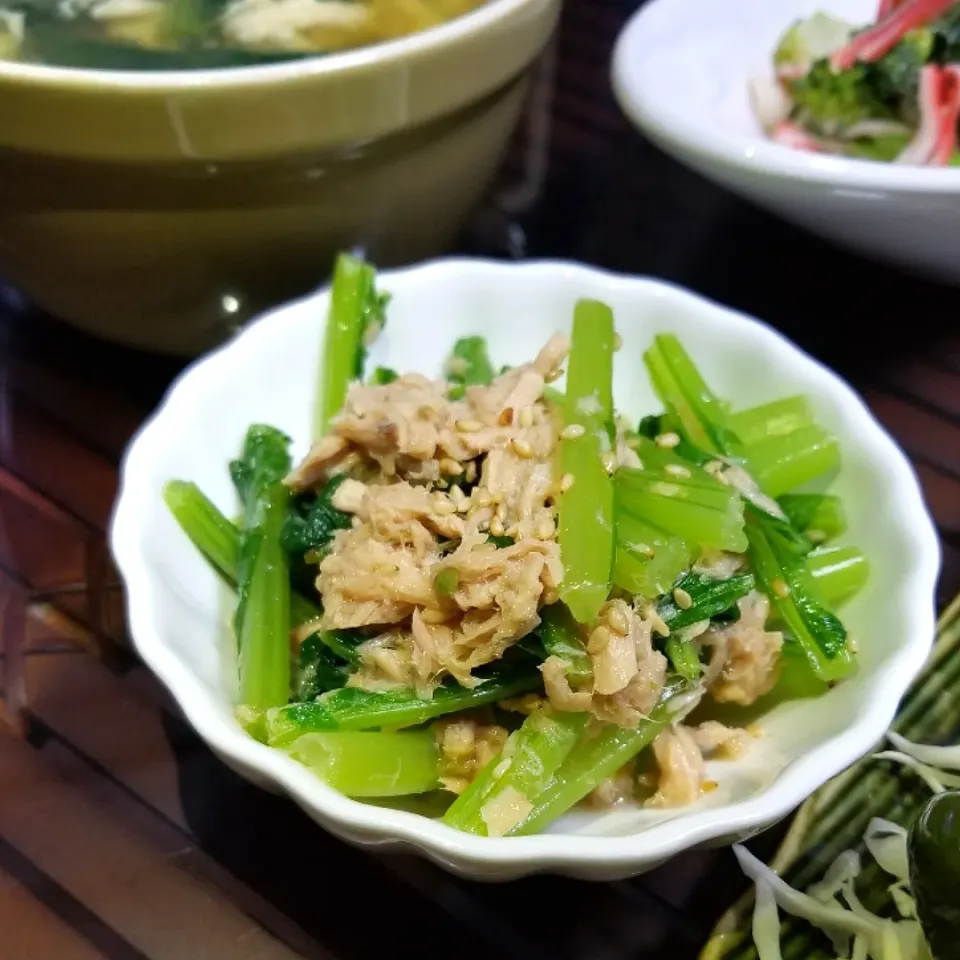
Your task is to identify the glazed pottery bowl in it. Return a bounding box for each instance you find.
[0,0,558,354]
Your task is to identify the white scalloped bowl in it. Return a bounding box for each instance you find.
[611,0,960,282]
[110,260,939,881]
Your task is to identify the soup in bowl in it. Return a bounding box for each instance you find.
[0,0,558,353]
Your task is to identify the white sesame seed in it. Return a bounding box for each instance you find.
[440,458,464,476]
[672,588,693,610]
[536,517,555,540]
[704,460,725,476]
[602,452,618,474]
[433,497,456,516]
[498,408,514,426]
[490,519,505,538]
[519,406,534,429]
[646,605,670,637]
[772,578,791,598]
[456,419,483,433]
[465,461,478,484]
[544,367,564,383]
[606,605,630,635]
[806,528,827,544]
[560,473,575,493]
[665,463,692,479]
[512,438,534,458]
[560,424,586,441]
[449,485,465,504]
[506,524,520,539]
[474,489,492,507]
[656,432,681,449]
[653,482,680,497]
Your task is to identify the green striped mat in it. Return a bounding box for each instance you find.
[701,591,960,960]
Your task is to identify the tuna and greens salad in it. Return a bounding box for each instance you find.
[751,0,960,164]
[164,252,868,837]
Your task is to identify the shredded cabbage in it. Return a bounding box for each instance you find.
[733,732,958,960]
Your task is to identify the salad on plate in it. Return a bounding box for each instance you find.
[164,252,869,838]
[751,0,960,164]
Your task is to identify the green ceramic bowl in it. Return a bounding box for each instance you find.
[0,0,559,354]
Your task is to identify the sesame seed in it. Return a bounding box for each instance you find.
[560,424,586,440]
[602,451,618,474]
[653,482,680,497]
[701,780,719,795]
[646,606,670,637]
[519,406,534,429]
[672,587,693,610]
[635,543,655,559]
[772,578,791,598]
[613,332,623,351]
[449,485,465,504]
[456,419,483,433]
[446,357,469,377]
[806,528,827,544]
[465,461,478,484]
[440,458,464,476]
[665,463,691,479]
[536,517,555,540]
[498,408,514,426]
[433,497,456,516]
[512,438,534,458]
[626,435,641,450]
[560,473,575,493]
[490,519,505,537]
[544,367,564,383]
[474,489,492,507]
[656,432,680,448]
[704,460,724,476]
[606,605,630,635]
[506,524,520,539]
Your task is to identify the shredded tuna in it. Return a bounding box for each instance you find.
[585,761,637,809]
[702,592,784,705]
[693,720,752,760]
[435,716,509,795]
[647,726,707,808]
[540,601,667,727]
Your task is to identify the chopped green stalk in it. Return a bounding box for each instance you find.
[657,572,756,632]
[616,468,747,553]
[613,513,694,598]
[537,604,591,682]
[444,710,589,836]
[807,544,870,607]
[316,252,388,434]
[370,366,398,385]
[164,480,242,584]
[446,336,495,399]
[164,478,325,633]
[731,396,815,446]
[238,481,291,708]
[665,635,702,680]
[434,567,460,597]
[558,299,616,623]
[745,425,841,497]
[778,493,847,543]
[264,666,541,744]
[643,334,745,458]
[287,731,439,797]
[509,678,691,836]
[745,513,855,683]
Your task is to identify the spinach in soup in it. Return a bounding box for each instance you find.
[0,0,487,70]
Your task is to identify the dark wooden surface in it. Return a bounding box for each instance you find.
[1,0,959,956]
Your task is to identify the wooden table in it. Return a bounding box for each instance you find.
[1,0,958,955]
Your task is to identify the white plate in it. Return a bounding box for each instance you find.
[111,260,939,881]
[611,0,960,282]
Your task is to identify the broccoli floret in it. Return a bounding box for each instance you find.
[867,29,935,117]
[789,59,893,134]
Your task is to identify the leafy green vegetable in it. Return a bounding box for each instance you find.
[537,603,591,682]
[296,633,349,701]
[845,134,912,161]
[288,731,439,797]
[317,252,389,434]
[778,493,846,543]
[446,336,495,399]
[280,475,352,557]
[746,511,854,683]
[558,299,616,623]
[443,709,589,836]
[868,29,933,107]
[230,425,292,638]
[790,60,893,135]
[657,571,755,632]
[370,366,398,385]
